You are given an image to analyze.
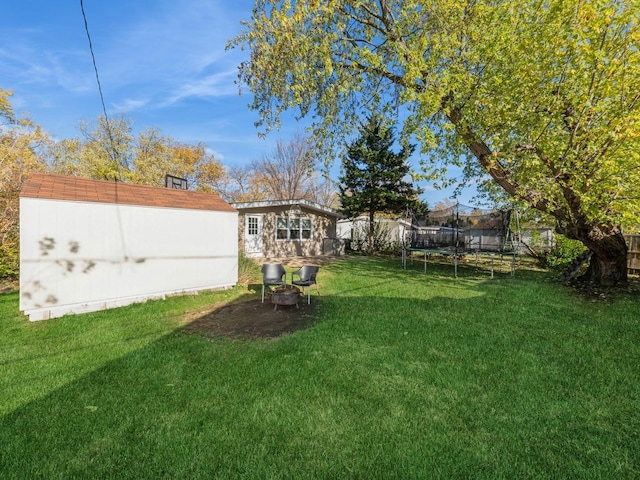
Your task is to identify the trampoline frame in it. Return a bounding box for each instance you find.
[402,247,517,277]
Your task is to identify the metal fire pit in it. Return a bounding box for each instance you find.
[271,286,300,311]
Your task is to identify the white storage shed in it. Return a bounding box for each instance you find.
[20,173,238,321]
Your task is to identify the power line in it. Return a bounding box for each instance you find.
[79,0,121,177]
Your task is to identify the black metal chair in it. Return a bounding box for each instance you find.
[291,265,319,304]
[261,263,286,303]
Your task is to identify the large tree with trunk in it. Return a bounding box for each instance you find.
[48,114,225,191]
[339,115,423,251]
[251,133,336,204]
[0,88,49,277]
[230,0,640,286]
[215,134,338,206]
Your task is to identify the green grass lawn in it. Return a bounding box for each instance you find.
[1,256,639,479]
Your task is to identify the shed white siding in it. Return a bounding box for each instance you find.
[20,175,237,321]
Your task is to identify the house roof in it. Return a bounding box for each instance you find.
[20,173,237,213]
[231,199,344,218]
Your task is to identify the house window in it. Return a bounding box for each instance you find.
[276,216,312,240]
[301,218,312,239]
[247,216,259,235]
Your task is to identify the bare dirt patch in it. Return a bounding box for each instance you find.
[181,294,320,340]
[180,255,340,340]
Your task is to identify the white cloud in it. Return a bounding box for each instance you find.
[112,97,149,112]
[206,148,224,161]
[161,69,239,106]
[80,1,251,113]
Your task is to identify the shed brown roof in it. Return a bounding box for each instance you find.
[20,173,237,213]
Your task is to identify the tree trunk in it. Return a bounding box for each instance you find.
[576,230,628,287]
[368,210,375,254]
[445,104,630,288]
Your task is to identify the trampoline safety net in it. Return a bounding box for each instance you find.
[410,204,514,253]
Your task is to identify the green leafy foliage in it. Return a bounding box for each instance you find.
[237,252,261,286]
[339,115,422,251]
[541,235,587,271]
[0,242,19,278]
[48,114,224,191]
[231,0,640,286]
[348,220,402,255]
[0,89,49,280]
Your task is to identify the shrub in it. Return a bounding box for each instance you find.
[0,240,19,279]
[541,235,586,270]
[237,252,260,285]
[348,221,402,254]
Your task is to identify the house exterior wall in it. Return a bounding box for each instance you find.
[20,197,238,321]
[238,206,337,257]
[464,229,508,251]
[337,217,411,246]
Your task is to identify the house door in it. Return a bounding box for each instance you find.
[245,215,263,257]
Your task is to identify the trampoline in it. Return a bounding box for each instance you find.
[401,204,519,277]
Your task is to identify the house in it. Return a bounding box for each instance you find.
[231,199,345,258]
[20,173,238,321]
[464,215,512,252]
[337,216,412,250]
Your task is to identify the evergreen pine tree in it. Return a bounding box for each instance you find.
[339,115,423,252]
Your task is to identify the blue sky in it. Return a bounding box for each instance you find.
[1,0,476,205]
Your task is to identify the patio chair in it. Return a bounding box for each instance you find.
[291,265,320,304]
[261,263,286,303]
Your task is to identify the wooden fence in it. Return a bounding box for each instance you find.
[624,235,640,274]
